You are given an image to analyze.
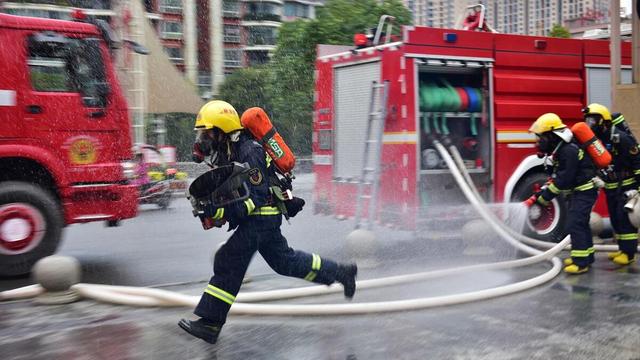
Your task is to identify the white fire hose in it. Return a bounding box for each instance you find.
[1,143,571,315]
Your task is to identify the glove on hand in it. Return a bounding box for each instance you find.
[284,197,305,217]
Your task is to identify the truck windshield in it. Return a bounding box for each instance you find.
[28,33,109,108]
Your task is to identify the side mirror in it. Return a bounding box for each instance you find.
[124,39,150,55]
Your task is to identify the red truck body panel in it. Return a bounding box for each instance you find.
[0,13,137,225]
[314,25,631,228]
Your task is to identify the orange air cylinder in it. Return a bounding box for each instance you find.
[240,107,296,175]
[570,122,612,169]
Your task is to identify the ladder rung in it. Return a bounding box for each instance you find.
[372,84,385,88]
[360,195,372,199]
[363,167,376,172]
[366,140,377,143]
[370,112,382,116]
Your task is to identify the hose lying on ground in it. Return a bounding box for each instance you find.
[0,143,569,314]
[446,144,635,253]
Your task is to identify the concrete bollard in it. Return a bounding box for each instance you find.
[32,255,81,304]
[345,228,379,268]
[461,219,496,256]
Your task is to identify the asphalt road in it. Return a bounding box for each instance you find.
[3,175,640,359]
[1,174,360,291]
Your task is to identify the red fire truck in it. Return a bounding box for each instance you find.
[0,13,140,276]
[313,22,632,242]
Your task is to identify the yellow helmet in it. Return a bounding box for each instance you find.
[194,100,243,133]
[529,113,567,135]
[582,103,612,121]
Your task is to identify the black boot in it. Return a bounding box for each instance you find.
[178,318,222,344]
[336,263,357,299]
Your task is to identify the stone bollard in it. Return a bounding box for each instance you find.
[32,255,81,304]
[461,219,496,256]
[345,228,379,268]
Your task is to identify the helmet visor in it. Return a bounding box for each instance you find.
[584,114,602,128]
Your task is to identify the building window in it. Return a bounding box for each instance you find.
[224,49,242,68]
[247,26,277,46]
[160,0,182,14]
[224,25,241,43]
[223,1,240,18]
[163,46,183,63]
[284,3,309,18]
[161,21,182,39]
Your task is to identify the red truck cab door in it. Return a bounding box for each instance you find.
[18,30,131,185]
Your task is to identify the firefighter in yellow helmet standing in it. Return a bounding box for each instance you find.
[526,113,597,274]
[179,100,357,344]
[584,103,640,266]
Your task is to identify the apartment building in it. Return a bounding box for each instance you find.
[480,0,610,35]
[1,0,321,97]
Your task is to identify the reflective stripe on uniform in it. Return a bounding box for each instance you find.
[574,181,595,191]
[613,115,625,126]
[304,254,322,281]
[244,199,256,214]
[571,247,594,258]
[578,149,585,161]
[634,169,640,175]
[604,178,636,190]
[265,154,272,168]
[548,183,561,194]
[212,208,224,220]
[249,206,281,216]
[204,284,236,305]
[615,233,639,241]
[622,178,636,187]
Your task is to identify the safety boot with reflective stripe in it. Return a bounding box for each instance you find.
[611,252,636,266]
[607,251,623,260]
[335,263,357,299]
[564,264,589,274]
[178,318,222,344]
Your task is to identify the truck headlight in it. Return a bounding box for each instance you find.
[121,161,137,181]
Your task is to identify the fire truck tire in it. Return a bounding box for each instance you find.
[512,173,568,243]
[0,182,64,277]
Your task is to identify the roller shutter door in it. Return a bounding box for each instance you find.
[333,62,380,180]
[587,67,632,109]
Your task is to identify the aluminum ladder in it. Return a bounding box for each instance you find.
[354,80,390,230]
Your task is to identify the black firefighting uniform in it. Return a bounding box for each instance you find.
[600,114,640,259]
[538,141,597,267]
[194,133,339,325]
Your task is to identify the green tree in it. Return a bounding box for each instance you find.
[549,24,571,38]
[217,67,273,115]
[267,0,412,155]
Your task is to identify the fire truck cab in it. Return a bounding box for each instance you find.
[313,23,632,242]
[0,13,139,276]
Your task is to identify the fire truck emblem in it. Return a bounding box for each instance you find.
[68,137,98,165]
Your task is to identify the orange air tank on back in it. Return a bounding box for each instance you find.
[570,122,612,169]
[240,107,296,175]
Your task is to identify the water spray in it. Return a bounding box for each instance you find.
[1,143,576,315]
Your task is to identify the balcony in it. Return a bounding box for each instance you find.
[161,31,183,40]
[224,59,242,68]
[242,13,281,22]
[246,36,277,46]
[224,35,241,43]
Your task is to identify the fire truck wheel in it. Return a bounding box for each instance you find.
[512,173,568,243]
[0,182,64,277]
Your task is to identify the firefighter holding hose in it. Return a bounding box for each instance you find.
[525,113,597,274]
[179,100,357,344]
[584,103,640,266]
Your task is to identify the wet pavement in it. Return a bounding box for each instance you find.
[2,259,640,359]
[3,173,640,359]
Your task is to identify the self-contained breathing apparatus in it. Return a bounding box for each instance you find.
[188,107,304,230]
